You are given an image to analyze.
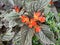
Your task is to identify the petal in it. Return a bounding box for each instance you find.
[21,19,26,23]
[15,8,20,13]
[34,11,41,17]
[39,16,46,23]
[28,24,33,28]
[34,11,41,20]
[30,19,37,26]
[35,26,41,33]
[14,6,20,13]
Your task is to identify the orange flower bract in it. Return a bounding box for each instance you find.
[39,16,46,23]
[28,18,37,28]
[34,25,41,33]
[14,6,20,13]
[20,15,29,23]
[28,24,33,28]
[34,11,41,20]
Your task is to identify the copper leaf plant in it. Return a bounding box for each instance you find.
[0,0,60,45]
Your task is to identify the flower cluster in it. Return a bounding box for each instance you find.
[19,11,46,33]
[13,5,46,33]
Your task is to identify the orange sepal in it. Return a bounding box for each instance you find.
[34,11,41,20]
[28,18,37,28]
[20,15,29,23]
[39,16,46,23]
[14,6,20,13]
[30,19,37,26]
[28,24,33,28]
[34,25,41,33]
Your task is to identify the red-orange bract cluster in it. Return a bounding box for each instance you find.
[34,25,41,33]
[14,6,20,13]
[20,15,29,23]
[28,18,37,28]
[19,11,46,33]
